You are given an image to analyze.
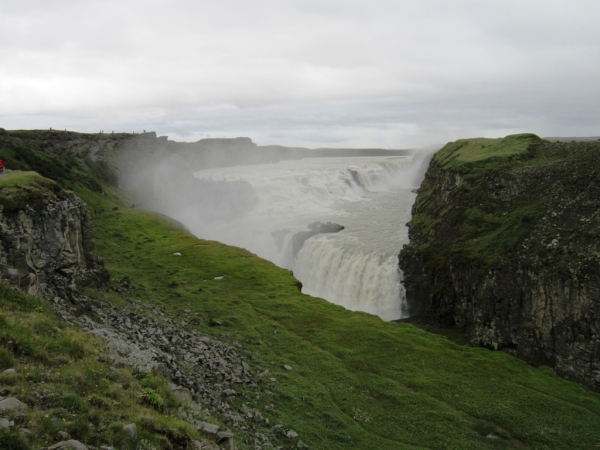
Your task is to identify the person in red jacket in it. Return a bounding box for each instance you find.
[0,159,4,174]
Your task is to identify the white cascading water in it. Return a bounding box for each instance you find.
[293,186,414,320]
[180,156,418,321]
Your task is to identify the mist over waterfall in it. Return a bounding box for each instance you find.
[118,137,432,321]
[174,156,418,321]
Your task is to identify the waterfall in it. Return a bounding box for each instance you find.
[180,156,417,321]
[294,235,407,321]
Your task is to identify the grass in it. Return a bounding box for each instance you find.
[0,170,44,187]
[434,134,538,170]
[0,283,205,449]
[1,130,600,449]
[0,129,126,192]
[77,187,600,449]
[408,134,553,267]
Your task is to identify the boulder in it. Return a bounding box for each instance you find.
[291,222,344,256]
[47,441,88,450]
[197,421,220,435]
[123,423,137,438]
[0,397,27,412]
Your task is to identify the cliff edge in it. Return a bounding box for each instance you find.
[399,134,600,390]
[0,171,107,299]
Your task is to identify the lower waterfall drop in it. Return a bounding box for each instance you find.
[294,235,406,321]
[291,184,415,321]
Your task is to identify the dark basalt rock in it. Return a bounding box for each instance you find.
[0,180,109,299]
[399,136,600,391]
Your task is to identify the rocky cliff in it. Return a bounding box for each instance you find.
[399,134,600,391]
[0,172,107,299]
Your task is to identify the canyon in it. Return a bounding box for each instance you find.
[399,134,600,391]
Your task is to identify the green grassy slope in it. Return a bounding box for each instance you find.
[434,134,536,168]
[0,283,204,448]
[1,131,600,449]
[78,186,600,450]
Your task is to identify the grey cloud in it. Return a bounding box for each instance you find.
[1,0,599,147]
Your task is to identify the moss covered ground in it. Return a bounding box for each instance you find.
[407,134,600,267]
[0,283,204,448]
[1,132,600,448]
[434,134,536,169]
[73,185,600,449]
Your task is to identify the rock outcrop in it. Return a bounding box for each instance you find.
[0,174,108,298]
[290,222,345,257]
[399,134,600,391]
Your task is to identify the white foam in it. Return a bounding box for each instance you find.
[182,156,417,320]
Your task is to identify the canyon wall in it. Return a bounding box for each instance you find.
[399,134,600,391]
[0,174,108,299]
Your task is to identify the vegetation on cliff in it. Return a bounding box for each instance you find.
[407,134,545,266]
[400,133,600,392]
[0,171,65,213]
[1,130,600,449]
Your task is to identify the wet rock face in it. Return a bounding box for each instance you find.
[399,139,600,391]
[0,188,108,298]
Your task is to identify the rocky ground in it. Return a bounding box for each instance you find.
[1,278,303,450]
[37,279,303,450]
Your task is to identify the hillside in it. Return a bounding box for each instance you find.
[1,129,600,449]
[399,134,600,392]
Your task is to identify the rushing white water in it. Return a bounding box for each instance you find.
[180,156,418,321]
[294,188,415,320]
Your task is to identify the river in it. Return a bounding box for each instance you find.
[181,156,418,321]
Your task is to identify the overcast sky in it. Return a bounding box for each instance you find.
[1,0,599,148]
